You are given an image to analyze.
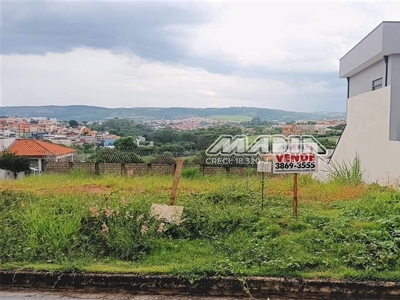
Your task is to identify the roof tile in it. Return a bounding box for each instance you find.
[8,139,76,157]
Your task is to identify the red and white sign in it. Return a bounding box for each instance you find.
[272,153,318,174]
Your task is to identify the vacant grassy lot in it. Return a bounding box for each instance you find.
[1,171,400,281]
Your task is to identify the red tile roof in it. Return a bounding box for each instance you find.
[8,139,76,157]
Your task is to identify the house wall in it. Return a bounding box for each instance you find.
[45,161,70,174]
[348,59,386,98]
[316,86,400,184]
[340,22,400,78]
[0,138,16,150]
[55,153,74,162]
[50,139,72,147]
[383,22,400,54]
[388,54,400,141]
[339,23,383,78]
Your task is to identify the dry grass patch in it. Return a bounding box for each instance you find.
[297,185,367,203]
[36,185,111,195]
[264,176,368,204]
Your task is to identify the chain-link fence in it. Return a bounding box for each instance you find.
[74,148,198,165]
[73,148,262,167]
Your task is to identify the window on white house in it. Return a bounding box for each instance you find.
[372,77,383,90]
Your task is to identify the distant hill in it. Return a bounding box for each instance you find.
[0,105,346,122]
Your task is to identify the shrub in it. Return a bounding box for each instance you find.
[327,155,364,185]
[149,152,176,165]
[80,197,160,260]
[94,148,143,163]
[0,150,31,178]
[181,168,201,179]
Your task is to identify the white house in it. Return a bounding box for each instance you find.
[317,21,400,184]
[6,139,76,173]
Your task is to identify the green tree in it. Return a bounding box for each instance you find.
[329,123,346,131]
[155,143,185,154]
[89,119,152,137]
[317,138,337,149]
[68,120,79,128]
[150,128,178,144]
[0,151,31,179]
[114,136,138,151]
[253,126,265,135]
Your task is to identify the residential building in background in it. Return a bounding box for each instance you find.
[318,21,400,184]
[6,139,76,173]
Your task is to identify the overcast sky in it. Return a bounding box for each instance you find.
[1,0,399,112]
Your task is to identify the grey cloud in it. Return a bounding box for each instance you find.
[1,0,213,61]
[1,48,346,112]
[0,1,351,112]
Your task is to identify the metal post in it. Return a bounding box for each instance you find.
[261,172,265,211]
[293,173,298,218]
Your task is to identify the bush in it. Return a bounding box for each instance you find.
[181,168,201,179]
[191,151,207,165]
[0,150,30,178]
[94,148,143,163]
[81,201,158,260]
[327,155,364,185]
[0,191,40,262]
[149,152,176,165]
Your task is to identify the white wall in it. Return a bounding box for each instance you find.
[389,54,400,141]
[0,169,26,180]
[383,22,400,54]
[349,59,386,98]
[50,139,72,147]
[0,169,16,180]
[340,22,400,78]
[16,172,26,180]
[340,23,383,78]
[0,138,16,150]
[317,86,400,185]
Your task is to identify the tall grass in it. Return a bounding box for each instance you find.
[21,200,82,259]
[181,168,202,179]
[2,173,400,280]
[327,155,364,185]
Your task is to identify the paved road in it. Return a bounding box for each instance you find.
[0,291,246,300]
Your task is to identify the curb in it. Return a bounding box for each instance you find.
[1,271,400,299]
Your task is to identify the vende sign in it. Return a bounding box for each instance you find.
[273,153,318,174]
